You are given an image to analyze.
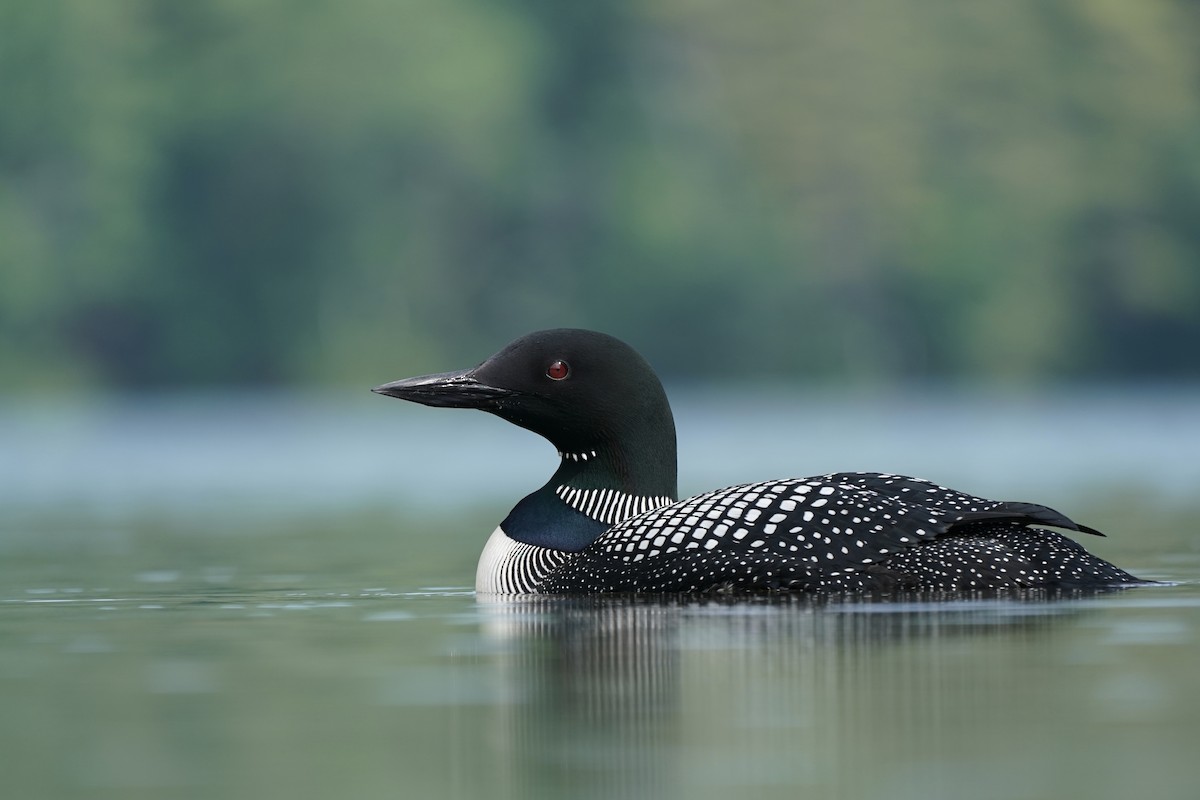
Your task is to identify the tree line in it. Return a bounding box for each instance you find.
[2,0,1198,389]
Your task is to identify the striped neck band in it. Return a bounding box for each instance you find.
[554,485,673,526]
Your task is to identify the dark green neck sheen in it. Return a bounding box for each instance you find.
[502,418,679,552]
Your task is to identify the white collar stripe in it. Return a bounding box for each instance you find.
[554,485,674,526]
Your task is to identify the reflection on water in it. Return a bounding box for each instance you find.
[1,388,1198,799]
[3,581,1200,800]
[471,590,1192,800]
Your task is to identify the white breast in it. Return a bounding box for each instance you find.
[475,526,571,595]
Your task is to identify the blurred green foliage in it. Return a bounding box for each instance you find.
[2,0,1199,389]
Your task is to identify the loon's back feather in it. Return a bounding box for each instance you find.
[827,473,1105,536]
[536,472,1134,594]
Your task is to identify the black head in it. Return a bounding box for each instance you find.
[373,329,677,494]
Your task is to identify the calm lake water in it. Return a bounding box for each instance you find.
[2,387,1198,800]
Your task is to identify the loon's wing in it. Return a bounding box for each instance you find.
[539,475,1100,593]
[817,472,1105,536]
[876,526,1136,589]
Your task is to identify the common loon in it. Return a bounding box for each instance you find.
[373,328,1139,594]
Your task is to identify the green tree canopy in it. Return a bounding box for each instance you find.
[2,0,1198,389]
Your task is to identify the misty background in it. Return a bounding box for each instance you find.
[4,0,1199,393]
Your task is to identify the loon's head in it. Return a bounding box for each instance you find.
[373,329,678,500]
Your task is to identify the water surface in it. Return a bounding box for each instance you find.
[1,389,1197,799]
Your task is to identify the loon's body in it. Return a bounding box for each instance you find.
[374,329,1139,594]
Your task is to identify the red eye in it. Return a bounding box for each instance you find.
[546,360,570,380]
